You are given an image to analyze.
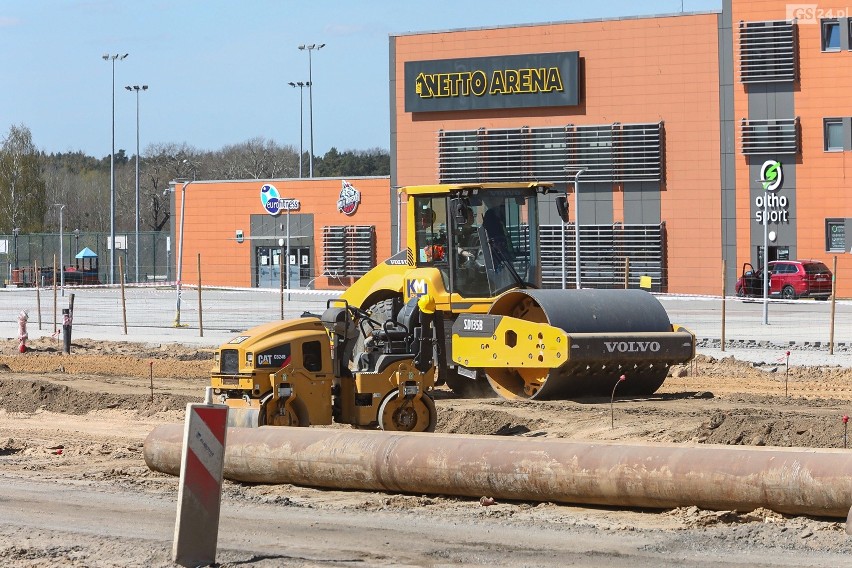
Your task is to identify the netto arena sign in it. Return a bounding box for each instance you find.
[404,52,579,113]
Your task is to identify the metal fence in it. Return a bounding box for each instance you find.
[2,283,851,354]
[0,231,171,286]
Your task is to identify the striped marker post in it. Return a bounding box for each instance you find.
[172,388,228,567]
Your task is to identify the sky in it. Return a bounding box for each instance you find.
[0,0,722,159]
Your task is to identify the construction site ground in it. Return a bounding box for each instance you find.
[2,335,852,567]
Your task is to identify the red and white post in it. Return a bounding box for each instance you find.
[172,387,228,567]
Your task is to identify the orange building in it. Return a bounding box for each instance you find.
[171,177,392,289]
[388,0,852,296]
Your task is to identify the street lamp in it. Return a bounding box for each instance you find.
[102,52,128,285]
[298,43,324,177]
[570,170,585,289]
[172,179,194,327]
[125,84,148,283]
[54,204,66,295]
[12,228,19,270]
[287,81,309,178]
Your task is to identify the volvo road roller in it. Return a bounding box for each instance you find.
[210,182,695,429]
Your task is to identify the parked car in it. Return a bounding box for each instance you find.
[735,260,832,300]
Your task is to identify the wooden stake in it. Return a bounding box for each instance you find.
[53,254,57,335]
[830,255,837,355]
[721,259,726,352]
[34,259,42,330]
[197,253,203,338]
[119,255,127,335]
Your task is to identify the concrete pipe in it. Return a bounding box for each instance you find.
[145,425,852,518]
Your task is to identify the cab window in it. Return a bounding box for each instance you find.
[414,197,448,266]
[302,340,322,372]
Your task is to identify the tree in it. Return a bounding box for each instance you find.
[315,147,389,177]
[0,125,47,233]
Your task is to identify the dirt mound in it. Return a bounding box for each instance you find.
[0,337,212,379]
[437,404,549,436]
[0,377,197,415]
[689,409,851,448]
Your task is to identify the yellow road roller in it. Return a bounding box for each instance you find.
[210,182,695,430]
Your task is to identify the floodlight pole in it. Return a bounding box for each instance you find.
[102,53,128,285]
[173,179,193,327]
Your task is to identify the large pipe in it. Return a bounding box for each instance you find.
[145,425,852,518]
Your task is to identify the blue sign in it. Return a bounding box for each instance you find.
[261,184,300,216]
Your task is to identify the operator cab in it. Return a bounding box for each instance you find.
[414,186,545,297]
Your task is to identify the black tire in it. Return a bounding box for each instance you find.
[378,391,437,432]
[349,297,399,371]
[781,285,797,300]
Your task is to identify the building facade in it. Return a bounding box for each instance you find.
[389,0,852,296]
[171,177,392,289]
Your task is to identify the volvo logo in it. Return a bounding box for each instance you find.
[604,341,661,353]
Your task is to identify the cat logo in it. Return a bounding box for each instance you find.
[258,355,274,366]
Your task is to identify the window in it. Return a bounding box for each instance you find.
[824,118,844,151]
[738,20,797,83]
[822,20,841,51]
[302,340,322,372]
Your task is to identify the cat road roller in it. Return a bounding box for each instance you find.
[211,294,440,431]
[210,182,695,430]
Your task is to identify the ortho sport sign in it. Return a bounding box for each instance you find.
[404,52,579,112]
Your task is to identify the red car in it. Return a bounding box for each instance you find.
[735,260,832,300]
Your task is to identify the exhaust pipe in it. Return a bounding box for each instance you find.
[145,425,852,518]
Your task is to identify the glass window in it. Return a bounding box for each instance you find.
[824,119,844,151]
[302,340,322,372]
[822,20,841,51]
[849,20,852,50]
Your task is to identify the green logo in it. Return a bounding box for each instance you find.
[760,160,782,191]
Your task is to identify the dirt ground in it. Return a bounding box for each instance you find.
[2,336,852,566]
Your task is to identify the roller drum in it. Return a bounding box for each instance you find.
[485,289,686,399]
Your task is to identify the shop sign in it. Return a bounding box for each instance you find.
[404,52,579,112]
[754,160,789,224]
[260,183,300,216]
[337,180,361,215]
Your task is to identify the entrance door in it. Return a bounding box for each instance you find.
[756,245,788,268]
[298,247,312,285]
[256,246,281,288]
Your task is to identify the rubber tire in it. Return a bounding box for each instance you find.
[378,391,437,432]
[349,297,399,371]
[781,285,797,300]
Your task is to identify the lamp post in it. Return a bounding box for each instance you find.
[286,203,291,299]
[12,228,19,270]
[54,204,66,295]
[762,187,769,325]
[573,170,585,290]
[298,43,324,177]
[287,81,309,178]
[172,179,194,327]
[125,84,148,283]
[102,53,128,285]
